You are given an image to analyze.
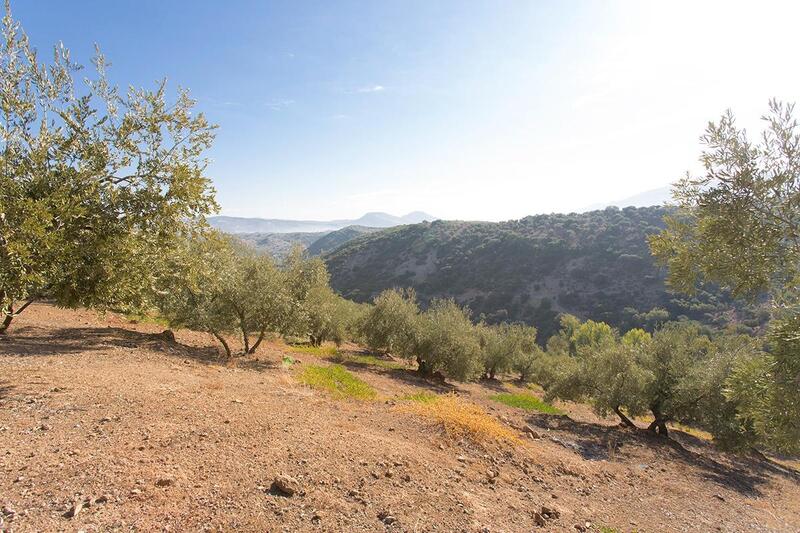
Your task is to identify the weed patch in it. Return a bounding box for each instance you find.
[490,392,561,414]
[400,394,519,444]
[344,353,406,370]
[299,364,376,400]
[399,391,439,404]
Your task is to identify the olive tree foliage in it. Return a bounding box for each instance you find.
[478,323,538,380]
[512,344,545,382]
[0,4,217,333]
[650,101,799,453]
[650,100,799,302]
[158,236,302,357]
[537,316,766,445]
[155,233,238,356]
[360,288,420,355]
[413,299,483,381]
[541,319,646,427]
[304,286,365,347]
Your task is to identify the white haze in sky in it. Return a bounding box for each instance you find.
[209,0,800,221]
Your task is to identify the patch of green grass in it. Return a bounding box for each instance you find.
[299,364,376,400]
[400,391,439,404]
[282,355,296,367]
[289,344,339,357]
[346,353,406,370]
[490,392,561,414]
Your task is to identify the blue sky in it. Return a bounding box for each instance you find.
[18,1,800,221]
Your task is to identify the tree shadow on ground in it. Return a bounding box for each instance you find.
[0,326,222,365]
[334,358,459,394]
[525,412,799,498]
[476,378,510,393]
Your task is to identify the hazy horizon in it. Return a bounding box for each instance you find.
[21,1,800,221]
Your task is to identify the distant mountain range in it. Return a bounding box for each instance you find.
[235,225,382,259]
[582,186,672,211]
[208,211,436,234]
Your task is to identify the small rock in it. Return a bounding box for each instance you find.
[271,474,299,496]
[714,493,725,502]
[156,476,176,487]
[540,505,560,519]
[377,510,396,525]
[63,500,84,519]
[384,470,393,478]
[99,417,112,423]
[401,474,411,482]
[533,512,547,527]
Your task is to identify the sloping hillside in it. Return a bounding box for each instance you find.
[306,225,382,256]
[1,305,798,532]
[325,206,767,340]
[236,231,327,258]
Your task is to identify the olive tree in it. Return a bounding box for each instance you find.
[360,288,420,355]
[479,323,538,380]
[412,299,483,381]
[650,101,800,450]
[304,286,362,347]
[156,234,238,357]
[0,5,217,333]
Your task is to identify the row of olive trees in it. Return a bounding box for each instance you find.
[155,233,365,357]
[528,314,772,450]
[358,288,541,382]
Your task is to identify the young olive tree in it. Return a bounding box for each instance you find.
[156,233,238,357]
[0,5,217,333]
[413,299,483,381]
[228,247,297,355]
[513,344,545,382]
[304,286,360,347]
[360,288,420,356]
[479,323,538,380]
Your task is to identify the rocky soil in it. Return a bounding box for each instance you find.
[1,304,798,532]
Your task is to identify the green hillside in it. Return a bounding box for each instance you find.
[324,206,768,341]
[306,225,382,256]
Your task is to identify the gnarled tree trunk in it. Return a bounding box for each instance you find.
[613,405,636,428]
[647,402,669,436]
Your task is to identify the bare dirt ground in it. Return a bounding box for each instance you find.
[1,304,798,532]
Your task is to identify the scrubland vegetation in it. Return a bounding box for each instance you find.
[0,0,796,467]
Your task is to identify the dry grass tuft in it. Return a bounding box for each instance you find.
[399,394,519,444]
